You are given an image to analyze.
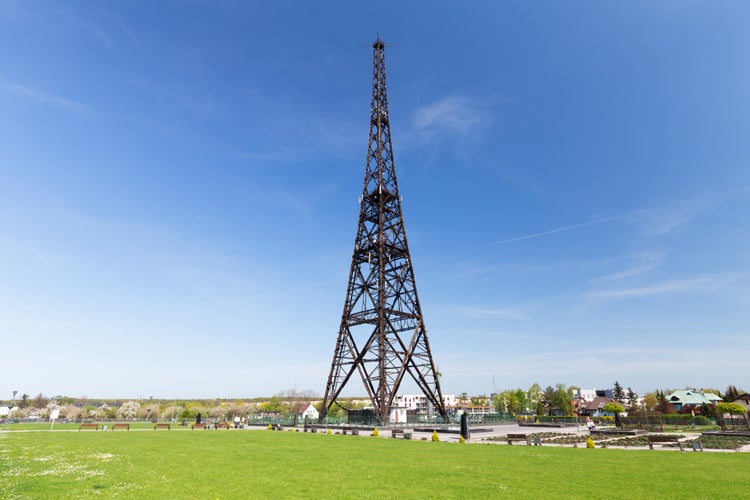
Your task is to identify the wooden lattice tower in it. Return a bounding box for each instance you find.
[320,39,447,424]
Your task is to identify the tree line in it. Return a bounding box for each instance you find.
[491,382,746,417]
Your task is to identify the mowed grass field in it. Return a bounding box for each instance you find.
[1,429,748,499]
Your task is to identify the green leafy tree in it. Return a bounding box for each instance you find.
[715,402,747,415]
[626,388,639,412]
[716,402,747,430]
[612,381,624,403]
[541,386,555,415]
[259,396,285,415]
[642,392,659,412]
[527,383,542,414]
[603,402,624,415]
[656,390,676,414]
[723,385,741,402]
[503,390,524,414]
[699,403,715,418]
[514,388,529,413]
[552,384,574,416]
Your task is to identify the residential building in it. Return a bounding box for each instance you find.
[733,393,750,412]
[392,394,456,414]
[580,396,620,417]
[666,389,722,412]
[297,404,319,421]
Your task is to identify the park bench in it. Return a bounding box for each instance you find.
[112,423,130,431]
[506,433,530,445]
[154,423,171,430]
[79,423,98,431]
[390,429,413,439]
[647,434,685,451]
[193,423,206,430]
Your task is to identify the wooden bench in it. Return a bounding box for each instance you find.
[154,423,171,430]
[506,433,530,445]
[112,423,130,431]
[193,423,206,430]
[79,423,98,431]
[647,434,684,451]
[389,429,412,439]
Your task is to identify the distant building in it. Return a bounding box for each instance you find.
[392,394,456,417]
[296,404,319,422]
[580,396,620,417]
[666,389,722,411]
[733,393,750,412]
[575,389,597,403]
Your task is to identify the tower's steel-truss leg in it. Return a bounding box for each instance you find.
[321,39,447,425]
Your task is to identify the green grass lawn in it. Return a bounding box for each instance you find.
[1,429,748,499]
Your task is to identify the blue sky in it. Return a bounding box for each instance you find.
[1,1,748,400]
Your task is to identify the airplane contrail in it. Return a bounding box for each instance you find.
[489,206,656,246]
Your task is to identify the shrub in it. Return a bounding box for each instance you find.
[432,430,440,442]
[716,402,747,415]
[586,438,595,449]
[371,427,379,437]
[459,435,466,444]
[603,402,624,415]
[662,414,711,425]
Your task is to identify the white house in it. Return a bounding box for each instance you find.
[392,394,456,413]
[298,404,319,421]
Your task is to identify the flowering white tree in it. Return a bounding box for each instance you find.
[8,406,29,419]
[89,404,111,419]
[209,406,226,419]
[161,405,181,421]
[39,400,61,419]
[116,401,141,421]
[138,404,161,420]
[61,405,82,421]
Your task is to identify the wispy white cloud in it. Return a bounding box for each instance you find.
[586,273,743,301]
[458,306,528,320]
[402,95,491,149]
[412,95,488,134]
[594,251,665,282]
[632,199,703,236]
[0,77,88,112]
